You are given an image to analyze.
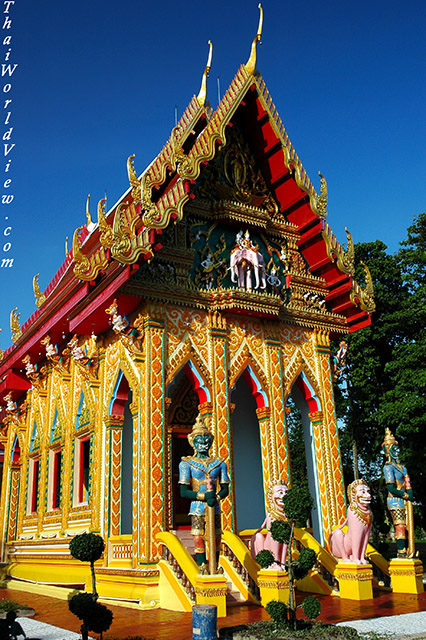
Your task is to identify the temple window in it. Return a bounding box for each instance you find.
[48,448,62,510]
[74,436,91,505]
[27,457,40,515]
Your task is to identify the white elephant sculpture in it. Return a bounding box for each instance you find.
[230,231,267,290]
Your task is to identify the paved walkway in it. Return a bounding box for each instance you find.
[2,584,426,639]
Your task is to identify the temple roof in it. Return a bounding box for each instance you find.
[0,15,374,407]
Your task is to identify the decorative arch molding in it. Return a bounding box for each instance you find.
[230,346,270,409]
[108,371,130,418]
[104,344,140,418]
[286,363,322,413]
[166,340,211,403]
[9,430,23,463]
[49,397,67,444]
[284,349,321,403]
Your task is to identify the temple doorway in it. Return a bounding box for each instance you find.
[230,374,264,531]
[287,375,323,544]
[166,368,199,530]
[121,390,133,534]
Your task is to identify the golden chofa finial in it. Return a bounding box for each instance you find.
[33,273,46,309]
[197,40,213,106]
[65,236,69,255]
[245,4,263,75]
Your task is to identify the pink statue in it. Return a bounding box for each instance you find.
[230,230,267,291]
[329,479,372,564]
[251,481,288,570]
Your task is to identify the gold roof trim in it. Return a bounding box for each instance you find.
[197,40,213,106]
[33,273,46,309]
[86,194,92,227]
[245,4,263,75]
[98,197,113,248]
[322,223,355,276]
[127,154,142,202]
[111,201,152,264]
[143,65,254,228]
[10,307,22,343]
[73,225,108,281]
[143,95,210,197]
[350,260,375,313]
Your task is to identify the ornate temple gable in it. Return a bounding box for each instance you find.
[166,309,209,370]
[165,336,211,393]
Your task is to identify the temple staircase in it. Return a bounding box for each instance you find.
[156,527,391,613]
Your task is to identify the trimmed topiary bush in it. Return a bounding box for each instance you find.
[256,485,322,631]
[265,600,287,627]
[301,595,321,621]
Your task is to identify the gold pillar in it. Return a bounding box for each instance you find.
[104,414,124,540]
[208,312,233,531]
[265,332,290,484]
[138,308,166,562]
[314,331,346,535]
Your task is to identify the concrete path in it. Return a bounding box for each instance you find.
[337,611,426,639]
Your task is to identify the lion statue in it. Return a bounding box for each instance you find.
[329,479,373,564]
[251,480,288,570]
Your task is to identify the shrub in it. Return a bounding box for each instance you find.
[255,549,275,568]
[265,600,287,627]
[0,600,29,612]
[68,592,95,620]
[69,532,105,564]
[270,520,291,544]
[301,595,321,620]
[86,601,113,634]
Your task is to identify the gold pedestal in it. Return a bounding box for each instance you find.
[194,574,227,618]
[257,569,289,606]
[389,558,424,595]
[336,563,373,600]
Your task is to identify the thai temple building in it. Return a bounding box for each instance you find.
[2,10,399,613]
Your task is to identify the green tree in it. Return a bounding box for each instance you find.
[335,214,426,531]
[256,486,319,631]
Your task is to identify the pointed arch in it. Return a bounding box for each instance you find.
[75,392,93,431]
[166,341,211,404]
[29,419,41,452]
[108,370,131,418]
[284,352,322,413]
[230,346,269,409]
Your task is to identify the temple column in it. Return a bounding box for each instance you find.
[6,462,21,543]
[256,406,274,502]
[265,329,290,485]
[314,330,346,534]
[104,414,124,540]
[138,306,166,562]
[208,311,233,531]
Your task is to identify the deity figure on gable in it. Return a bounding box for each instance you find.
[382,428,415,558]
[179,415,230,574]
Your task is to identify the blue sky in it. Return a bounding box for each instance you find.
[0,0,424,351]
